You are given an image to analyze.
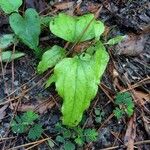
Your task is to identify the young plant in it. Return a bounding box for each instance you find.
[9,8,41,56]
[11,111,43,140]
[0,1,42,57]
[38,13,109,127]
[113,92,134,119]
[0,34,25,62]
[94,107,105,123]
[105,35,126,45]
[0,0,22,14]
[55,123,98,149]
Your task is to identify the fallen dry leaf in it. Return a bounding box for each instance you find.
[142,112,150,137]
[124,113,136,150]
[0,104,8,121]
[53,2,74,10]
[10,99,55,114]
[115,33,149,56]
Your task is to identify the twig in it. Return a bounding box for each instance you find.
[99,140,150,150]
[8,137,51,150]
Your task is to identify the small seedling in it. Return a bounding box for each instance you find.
[55,123,98,149]
[113,92,134,119]
[105,35,126,45]
[94,108,105,123]
[1,51,25,62]
[11,111,43,140]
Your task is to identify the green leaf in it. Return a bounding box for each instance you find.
[47,139,55,148]
[37,45,66,74]
[94,108,101,116]
[114,92,134,119]
[9,8,41,55]
[84,129,98,142]
[63,130,72,139]
[113,107,124,120]
[64,141,75,150]
[11,116,27,133]
[106,35,126,45]
[50,13,104,42]
[40,16,52,28]
[11,111,40,136]
[45,74,56,88]
[95,117,102,123]
[53,41,109,126]
[1,51,25,62]
[22,111,39,124]
[28,124,43,140]
[0,0,22,14]
[56,135,65,143]
[74,137,84,146]
[0,34,17,49]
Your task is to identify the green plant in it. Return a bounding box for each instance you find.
[38,13,109,127]
[105,35,126,45]
[0,34,25,62]
[0,1,42,57]
[1,2,110,127]
[113,92,134,119]
[55,123,98,149]
[11,111,43,140]
[94,107,105,123]
[0,0,22,14]
[9,8,41,56]
[1,51,25,62]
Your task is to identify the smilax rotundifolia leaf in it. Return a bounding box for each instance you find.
[50,13,104,43]
[9,8,41,55]
[0,0,22,14]
[51,42,109,126]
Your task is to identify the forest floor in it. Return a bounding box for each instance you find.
[0,0,150,150]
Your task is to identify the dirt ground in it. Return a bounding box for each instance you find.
[0,0,150,149]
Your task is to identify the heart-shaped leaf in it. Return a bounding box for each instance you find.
[50,13,104,43]
[37,45,66,74]
[0,0,22,14]
[9,8,41,54]
[51,41,109,126]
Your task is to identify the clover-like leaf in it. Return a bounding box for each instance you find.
[37,45,66,74]
[9,8,41,55]
[50,13,104,43]
[0,0,22,14]
[53,41,109,126]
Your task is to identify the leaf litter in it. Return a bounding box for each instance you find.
[0,0,150,149]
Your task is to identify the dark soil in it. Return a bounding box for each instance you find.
[0,0,150,150]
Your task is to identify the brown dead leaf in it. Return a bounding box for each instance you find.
[25,0,48,12]
[10,99,55,114]
[53,2,74,10]
[115,33,149,56]
[134,90,149,102]
[0,104,8,121]
[124,113,136,150]
[133,90,150,109]
[142,114,150,137]
[87,2,100,13]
